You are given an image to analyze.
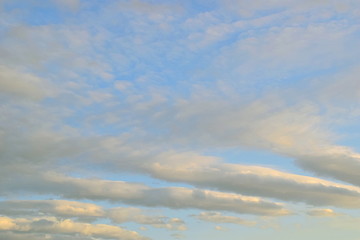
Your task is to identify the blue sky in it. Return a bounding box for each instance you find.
[1,0,360,239]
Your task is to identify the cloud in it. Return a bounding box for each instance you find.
[108,208,187,231]
[81,135,360,209]
[0,200,104,217]
[0,172,289,216]
[1,1,360,239]
[116,0,183,20]
[307,208,341,217]
[296,147,360,187]
[0,200,186,231]
[0,232,96,240]
[195,212,256,226]
[145,159,360,208]
[0,65,50,100]
[53,0,80,11]
[214,225,227,231]
[118,95,360,193]
[0,216,148,240]
[220,0,359,17]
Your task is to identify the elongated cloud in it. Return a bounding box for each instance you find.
[83,138,360,208]
[1,172,289,216]
[1,1,360,239]
[194,212,256,226]
[108,208,186,231]
[0,200,104,217]
[306,208,341,217]
[0,216,147,240]
[129,96,360,189]
[296,147,360,187]
[0,200,186,231]
[145,160,360,208]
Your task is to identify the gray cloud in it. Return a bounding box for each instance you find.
[0,4,359,240]
[108,207,186,231]
[0,65,51,100]
[296,149,360,188]
[0,172,288,216]
[110,94,360,208]
[145,160,360,208]
[83,136,360,208]
[194,212,256,226]
[0,200,187,231]
[0,216,148,240]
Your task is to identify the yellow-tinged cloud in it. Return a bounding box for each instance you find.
[0,216,148,240]
[0,200,187,231]
[307,208,341,217]
[0,216,16,230]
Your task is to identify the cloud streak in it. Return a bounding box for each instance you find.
[0,172,290,216]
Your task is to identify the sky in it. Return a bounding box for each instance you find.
[1,0,360,239]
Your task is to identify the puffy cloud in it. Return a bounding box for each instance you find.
[194,212,256,226]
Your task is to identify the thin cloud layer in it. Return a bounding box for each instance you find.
[1,0,360,239]
[194,212,257,226]
[306,208,341,217]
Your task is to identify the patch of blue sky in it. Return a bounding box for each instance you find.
[204,148,303,173]
[2,1,68,26]
[330,125,360,153]
[1,194,61,201]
